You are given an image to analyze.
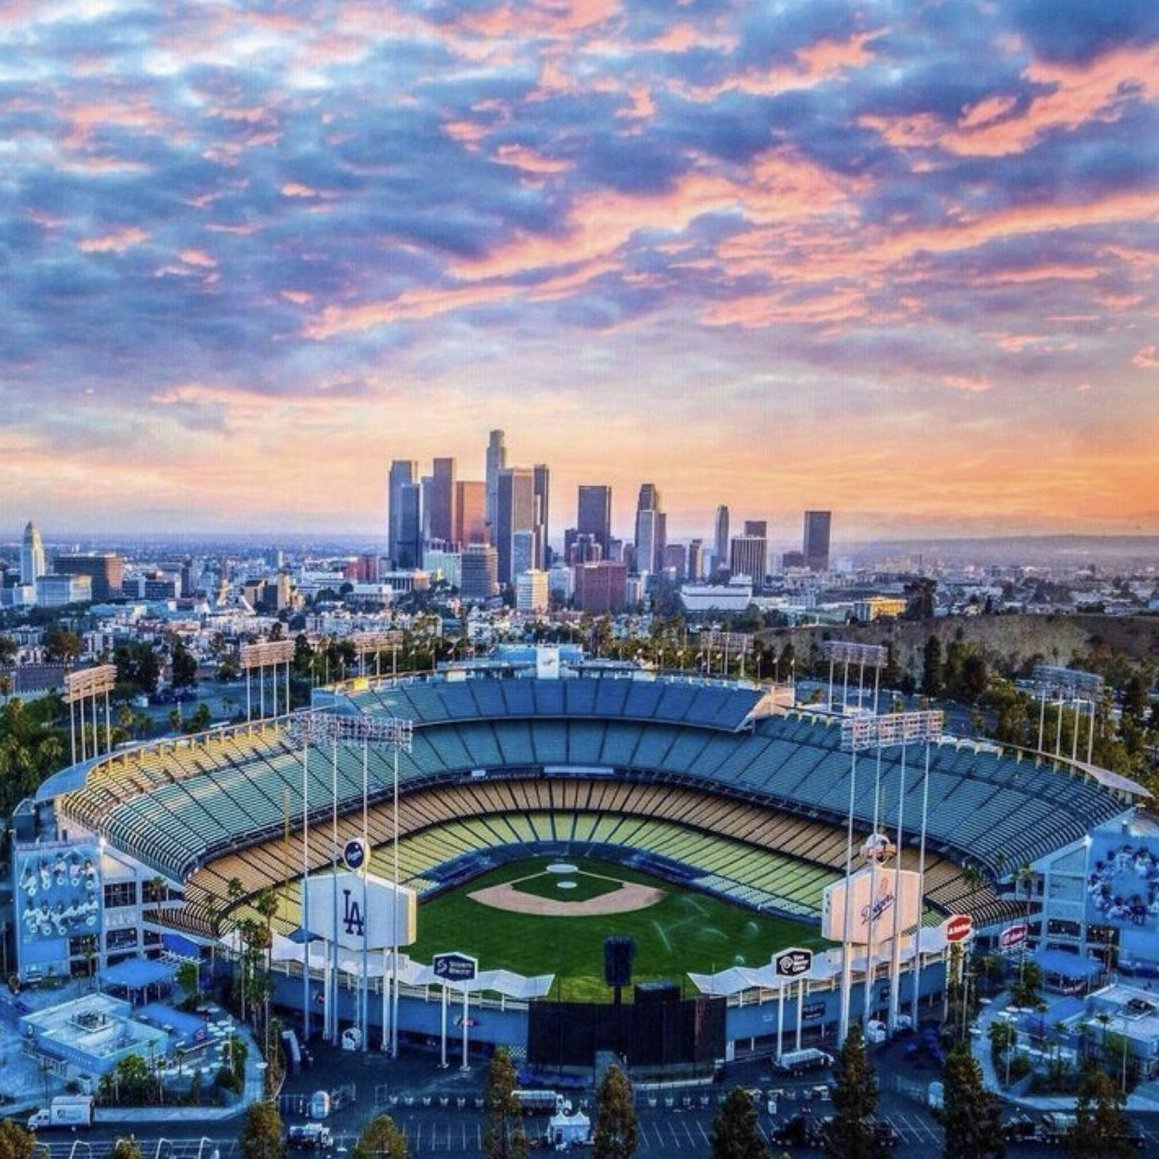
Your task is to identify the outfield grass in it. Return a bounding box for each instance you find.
[411,857,825,1001]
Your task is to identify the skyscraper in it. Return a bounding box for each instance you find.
[713,505,729,573]
[460,543,499,601]
[429,457,458,545]
[730,532,767,593]
[455,480,487,546]
[388,460,420,567]
[804,510,832,572]
[496,466,536,585]
[577,485,612,555]
[634,483,664,575]
[485,429,506,540]
[20,521,44,585]
[533,463,551,569]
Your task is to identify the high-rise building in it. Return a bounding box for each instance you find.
[663,543,687,582]
[455,480,487,546]
[634,483,664,575]
[573,561,627,613]
[54,553,125,602]
[460,543,498,602]
[515,569,549,613]
[388,460,419,567]
[533,464,551,569]
[21,522,44,586]
[713,506,729,573]
[743,520,768,538]
[688,539,705,581]
[730,533,767,593]
[804,510,832,572]
[496,467,536,585]
[485,430,506,540]
[577,485,612,555]
[429,458,458,545]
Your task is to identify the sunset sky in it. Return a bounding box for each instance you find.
[2,0,1158,545]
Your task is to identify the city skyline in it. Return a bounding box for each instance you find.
[3,3,1158,539]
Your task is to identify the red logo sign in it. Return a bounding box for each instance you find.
[998,923,1027,949]
[945,914,973,943]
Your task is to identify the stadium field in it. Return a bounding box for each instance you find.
[409,857,825,1001]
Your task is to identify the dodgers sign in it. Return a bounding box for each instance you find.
[343,839,366,871]
[304,870,417,950]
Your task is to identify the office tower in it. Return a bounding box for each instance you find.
[566,533,602,565]
[496,467,536,584]
[21,522,44,585]
[730,533,767,593]
[634,483,664,575]
[533,464,551,569]
[688,539,704,581]
[713,506,729,572]
[388,460,419,566]
[804,510,832,572]
[485,430,506,539]
[455,480,487,545]
[663,543,687,582]
[743,520,767,538]
[460,543,499,601]
[54,553,125,602]
[577,485,612,555]
[573,561,627,613]
[515,570,549,613]
[429,458,458,545]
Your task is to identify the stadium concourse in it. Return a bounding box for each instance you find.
[19,651,1147,1070]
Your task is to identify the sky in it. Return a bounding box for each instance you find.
[2,0,1158,546]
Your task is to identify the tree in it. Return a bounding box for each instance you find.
[170,639,198,688]
[592,1064,637,1159]
[709,1087,765,1159]
[483,1047,528,1159]
[1067,1066,1135,1159]
[175,960,200,1009]
[823,1021,878,1159]
[941,1042,1005,1159]
[922,635,944,697]
[0,1119,36,1159]
[239,1099,285,1159]
[354,1115,408,1159]
[112,1138,145,1159]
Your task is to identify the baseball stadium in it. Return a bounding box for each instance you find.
[18,648,1148,1078]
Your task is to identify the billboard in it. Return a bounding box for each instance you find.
[821,866,921,944]
[1085,832,1159,932]
[304,870,416,950]
[16,843,101,947]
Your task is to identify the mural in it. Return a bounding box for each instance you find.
[16,845,101,946]
[1086,834,1159,931]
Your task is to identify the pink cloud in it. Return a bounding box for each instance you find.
[78,228,150,254]
[1133,345,1159,368]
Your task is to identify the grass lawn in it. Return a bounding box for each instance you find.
[411,856,825,1002]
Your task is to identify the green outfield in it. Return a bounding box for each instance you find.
[410,856,825,1001]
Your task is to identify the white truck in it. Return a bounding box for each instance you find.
[774,1047,834,1075]
[287,1124,334,1150]
[27,1096,94,1131]
[513,1090,563,1116]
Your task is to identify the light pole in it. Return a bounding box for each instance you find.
[841,709,943,1040]
[288,710,413,1054]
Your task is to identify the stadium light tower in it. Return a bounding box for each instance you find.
[1033,665,1103,765]
[287,710,413,1052]
[841,709,943,1040]
[823,641,887,716]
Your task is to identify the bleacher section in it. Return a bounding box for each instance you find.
[54,674,1130,934]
